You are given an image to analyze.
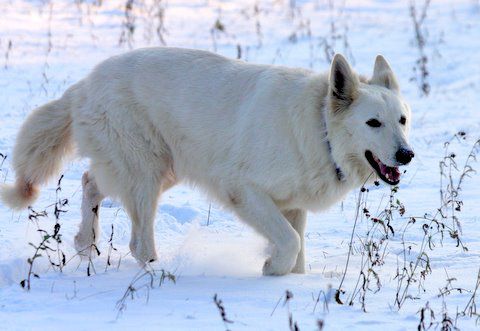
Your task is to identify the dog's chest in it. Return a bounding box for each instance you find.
[274,170,353,212]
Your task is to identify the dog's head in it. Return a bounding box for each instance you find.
[325,54,414,186]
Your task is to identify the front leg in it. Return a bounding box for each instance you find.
[227,186,300,276]
[283,209,306,274]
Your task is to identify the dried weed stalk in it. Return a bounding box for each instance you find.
[116,263,176,317]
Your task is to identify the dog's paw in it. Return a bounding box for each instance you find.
[132,251,158,266]
[262,257,296,276]
[290,251,306,274]
[262,249,299,276]
[129,240,158,265]
[290,263,306,274]
[74,233,98,258]
[262,233,301,276]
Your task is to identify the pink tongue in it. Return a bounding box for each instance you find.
[391,168,400,181]
[380,163,401,182]
[380,164,388,175]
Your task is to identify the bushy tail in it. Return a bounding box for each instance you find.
[1,93,74,210]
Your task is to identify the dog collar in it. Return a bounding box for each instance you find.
[323,110,345,182]
[326,139,345,181]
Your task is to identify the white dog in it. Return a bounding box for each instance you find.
[0,48,413,275]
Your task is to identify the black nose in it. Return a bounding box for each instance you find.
[396,148,415,165]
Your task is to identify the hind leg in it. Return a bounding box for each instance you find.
[120,177,166,264]
[283,209,307,274]
[74,171,104,256]
[123,191,159,264]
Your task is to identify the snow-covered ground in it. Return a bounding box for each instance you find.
[1,0,480,329]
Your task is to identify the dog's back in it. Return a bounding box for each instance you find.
[77,48,323,203]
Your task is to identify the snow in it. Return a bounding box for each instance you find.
[1,0,480,329]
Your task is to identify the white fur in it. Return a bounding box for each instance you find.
[74,172,104,257]
[0,182,38,210]
[0,48,412,275]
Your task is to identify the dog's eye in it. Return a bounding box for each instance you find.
[399,116,406,125]
[366,119,382,128]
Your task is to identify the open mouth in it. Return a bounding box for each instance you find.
[365,150,400,185]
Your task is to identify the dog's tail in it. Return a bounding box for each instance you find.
[0,86,77,210]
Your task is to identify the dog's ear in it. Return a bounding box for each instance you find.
[329,53,358,113]
[370,55,399,92]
